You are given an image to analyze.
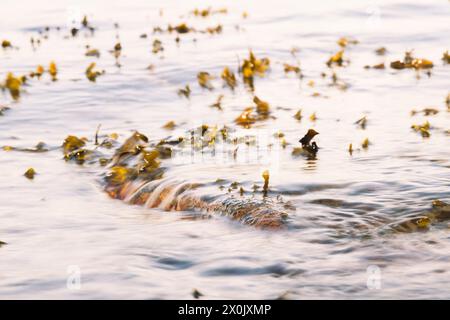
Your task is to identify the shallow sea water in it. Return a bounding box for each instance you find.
[0,0,449,299]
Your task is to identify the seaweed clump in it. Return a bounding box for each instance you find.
[390,51,433,70]
[240,50,270,90]
[411,121,431,138]
[62,135,91,164]
[1,73,25,100]
[235,96,271,127]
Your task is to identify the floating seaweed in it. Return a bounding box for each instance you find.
[337,37,358,48]
[64,148,94,164]
[262,170,270,196]
[326,50,344,67]
[168,23,191,34]
[204,25,223,35]
[328,72,349,91]
[2,142,48,153]
[106,166,137,186]
[111,131,149,166]
[390,51,433,70]
[197,72,214,90]
[85,48,100,58]
[110,42,122,66]
[240,50,270,89]
[348,143,353,155]
[221,67,237,90]
[442,51,450,64]
[378,200,450,234]
[192,8,227,17]
[192,288,203,299]
[70,15,95,36]
[362,138,370,149]
[253,96,270,117]
[293,109,302,121]
[283,63,301,76]
[355,116,367,129]
[63,135,87,154]
[411,121,431,137]
[210,95,224,110]
[364,63,385,70]
[24,168,36,179]
[375,47,387,56]
[155,22,220,35]
[0,105,10,116]
[152,39,164,54]
[86,63,104,82]
[1,40,12,48]
[29,65,45,79]
[162,121,176,130]
[177,85,191,99]
[2,73,24,100]
[410,108,439,116]
[49,61,58,81]
[234,96,272,127]
[235,107,256,127]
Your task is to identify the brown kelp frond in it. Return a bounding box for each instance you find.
[240,50,270,89]
[86,62,104,82]
[390,51,433,70]
[197,71,214,90]
[411,121,431,138]
[221,67,237,89]
[235,96,271,127]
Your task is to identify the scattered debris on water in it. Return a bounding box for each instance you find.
[362,138,370,149]
[177,85,191,98]
[390,51,433,70]
[24,168,36,179]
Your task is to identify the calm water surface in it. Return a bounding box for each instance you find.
[0,0,449,299]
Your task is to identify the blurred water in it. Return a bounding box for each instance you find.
[0,0,449,299]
